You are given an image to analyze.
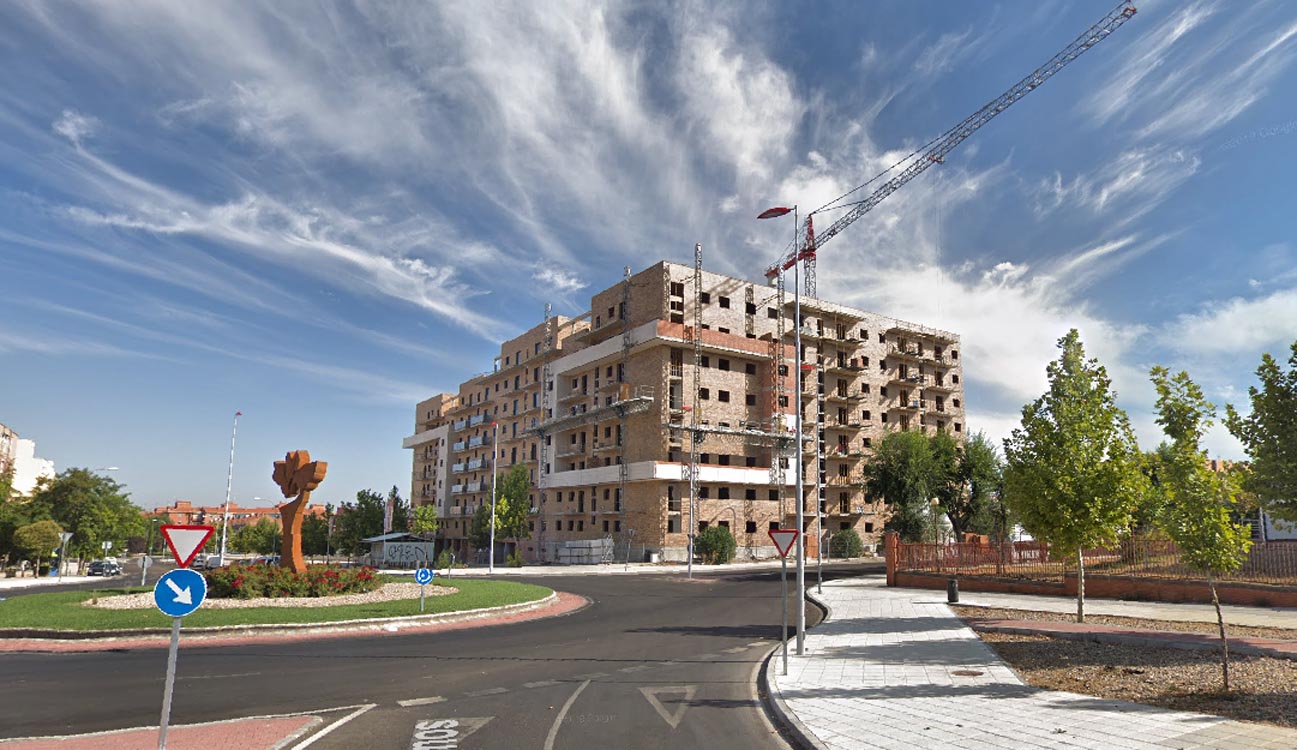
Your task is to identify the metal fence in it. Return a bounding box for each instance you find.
[894,538,1297,587]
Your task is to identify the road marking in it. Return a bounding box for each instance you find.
[695,653,720,660]
[722,646,748,653]
[397,696,447,707]
[178,671,263,681]
[544,680,591,750]
[290,703,377,749]
[747,641,771,648]
[463,687,508,698]
[638,686,696,729]
[618,665,651,673]
[523,680,562,688]
[409,717,494,749]
[572,672,609,680]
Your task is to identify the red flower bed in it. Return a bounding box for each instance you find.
[205,564,381,599]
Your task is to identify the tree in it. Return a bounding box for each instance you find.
[0,464,13,504]
[864,430,937,542]
[411,504,439,537]
[493,464,532,542]
[27,468,144,559]
[301,513,329,556]
[467,503,492,551]
[0,495,37,567]
[387,485,411,533]
[231,518,279,554]
[929,430,963,536]
[695,525,736,564]
[14,519,63,573]
[1003,330,1148,623]
[1225,340,1297,522]
[332,489,386,554]
[1151,366,1253,692]
[830,528,864,558]
[936,431,1005,540]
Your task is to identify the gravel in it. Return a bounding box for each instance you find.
[952,605,1297,642]
[87,582,458,610]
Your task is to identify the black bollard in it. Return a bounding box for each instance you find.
[947,578,959,603]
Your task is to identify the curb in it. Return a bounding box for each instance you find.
[0,592,558,642]
[970,620,1297,662]
[758,584,834,750]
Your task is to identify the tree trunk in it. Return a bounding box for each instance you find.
[1075,546,1086,624]
[1209,574,1230,693]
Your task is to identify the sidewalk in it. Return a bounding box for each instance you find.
[954,589,1297,629]
[767,577,1297,749]
[385,557,880,577]
[0,575,96,591]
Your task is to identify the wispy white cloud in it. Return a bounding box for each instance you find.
[914,29,974,77]
[1034,147,1200,224]
[51,109,97,145]
[532,268,587,294]
[1161,287,1297,356]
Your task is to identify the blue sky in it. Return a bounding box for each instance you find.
[2,1,1295,509]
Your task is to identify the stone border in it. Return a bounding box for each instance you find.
[0,591,556,641]
[758,588,833,750]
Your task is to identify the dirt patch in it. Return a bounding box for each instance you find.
[87,582,457,610]
[952,605,1297,642]
[974,629,1297,728]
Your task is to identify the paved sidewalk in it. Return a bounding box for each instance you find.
[0,575,95,590]
[768,577,1297,749]
[953,589,1297,629]
[387,557,879,577]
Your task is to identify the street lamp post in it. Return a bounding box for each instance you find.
[218,411,242,565]
[758,204,807,655]
[930,497,942,571]
[489,421,499,573]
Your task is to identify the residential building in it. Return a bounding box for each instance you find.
[0,422,16,479]
[143,499,327,530]
[7,434,55,497]
[403,260,965,563]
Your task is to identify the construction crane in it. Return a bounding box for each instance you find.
[765,2,1138,295]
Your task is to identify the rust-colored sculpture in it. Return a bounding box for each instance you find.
[272,450,328,573]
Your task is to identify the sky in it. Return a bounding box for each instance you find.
[2,0,1295,510]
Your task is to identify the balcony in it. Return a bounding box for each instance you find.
[888,373,924,387]
[451,462,466,473]
[467,434,493,449]
[925,380,956,393]
[556,443,588,458]
[466,457,486,471]
[452,441,466,452]
[592,441,622,454]
[453,419,468,431]
[825,420,863,432]
[469,414,487,427]
[889,400,924,413]
[826,360,865,375]
[559,390,590,404]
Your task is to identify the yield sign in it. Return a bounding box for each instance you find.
[768,529,799,558]
[160,524,214,568]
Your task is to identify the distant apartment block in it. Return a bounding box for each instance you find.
[0,423,55,496]
[403,260,965,563]
[143,499,327,530]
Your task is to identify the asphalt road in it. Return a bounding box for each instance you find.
[0,563,879,749]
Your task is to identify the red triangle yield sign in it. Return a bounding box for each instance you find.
[161,525,215,568]
[768,529,799,558]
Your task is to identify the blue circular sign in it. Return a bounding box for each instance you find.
[153,568,208,617]
[414,567,434,585]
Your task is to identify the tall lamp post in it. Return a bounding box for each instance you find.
[758,204,807,655]
[218,411,242,564]
[489,421,499,573]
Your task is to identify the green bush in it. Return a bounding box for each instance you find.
[506,551,524,567]
[205,564,380,599]
[695,526,737,564]
[830,529,864,558]
[435,550,453,569]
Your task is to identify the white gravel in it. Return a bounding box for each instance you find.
[86,582,458,610]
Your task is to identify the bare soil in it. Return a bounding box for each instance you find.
[951,605,1297,642]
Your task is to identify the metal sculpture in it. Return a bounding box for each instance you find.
[272,450,328,573]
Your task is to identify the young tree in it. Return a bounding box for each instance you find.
[1151,366,1253,692]
[27,468,142,560]
[467,503,492,551]
[387,485,411,533]
[929,431,964,536]
[332,490,386,554]
[231,517,280,554]
[14,519,63,573]
[493,464,532,542]
[864,430,937,542]
[1003,330,1148,623]
[301,513,330,556]
[1225,340,1297,522]
[411,504,439,536]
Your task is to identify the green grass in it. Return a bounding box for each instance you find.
[0,579,552,632]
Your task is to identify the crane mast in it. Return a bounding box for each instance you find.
[766,2,1138,291]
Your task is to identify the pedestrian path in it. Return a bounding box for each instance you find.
[0,575,95,590]
[767,577,1297,749]
[385,557,879,577]
[953,589,1297,629]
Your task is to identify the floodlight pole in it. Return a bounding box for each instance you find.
[792,213,806,655]
[218,411,240,563]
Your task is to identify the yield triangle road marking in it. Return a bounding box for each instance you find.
[638,686,696,729]
[164,577,192,605]
[161,525,214,568]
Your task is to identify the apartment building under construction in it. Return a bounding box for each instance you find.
[403,259,965,563]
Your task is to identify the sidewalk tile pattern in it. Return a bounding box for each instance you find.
[771,578,1297,749]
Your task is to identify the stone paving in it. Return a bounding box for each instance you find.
[768,577,1297,749]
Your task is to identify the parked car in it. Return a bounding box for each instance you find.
[87,559,122,576]
[250,555,281,566]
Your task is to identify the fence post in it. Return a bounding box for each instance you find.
[885,532,898,587]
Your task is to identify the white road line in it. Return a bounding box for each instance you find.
[464,687,509,698]
[397,696,447,708]
[618,665,651,673]
[572,672,609,680]
[290,703,377,749]
[747,641,771,648]
[543,680,591,750]
[178,671,263,681]
[523,680,562,688]
[722,646,749,654]
[695,654,720,660]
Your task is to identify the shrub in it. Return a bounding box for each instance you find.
[830,529,864,558]
[695,526,737,564]
[205,564,381,599]
[435,550,453,570]
[506,551,524,568]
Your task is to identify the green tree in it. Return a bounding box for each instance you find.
[1225,341,1297,522]
[929,431,963,536]
[411,504,439,536]
[467,503,492,551]
[301,513,329,556]
[27,468,144,560]
[1151,366,1253,692]
[493,464,532,542]
[231,517,279,554]
[864,430,937,542]
[695,525,737,564]
[332,490,386,554]
[0,464,13,504]
[830,528,864,558]
[1003,330,1148,623]
[0,495,38,566]
[387,485,411,533]
[959,432,1008,539]
[14,519,63,572]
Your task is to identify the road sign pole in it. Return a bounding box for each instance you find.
[157,616,182,750]
[781,555,789,676]
[420,583,426,613]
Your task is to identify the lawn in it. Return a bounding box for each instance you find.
[0,579,552,632]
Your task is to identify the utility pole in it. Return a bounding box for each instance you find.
[218,411,241,564]
[792,210,806,655]
[489,421,499,572]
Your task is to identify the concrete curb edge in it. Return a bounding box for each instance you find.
[757,584,834,750]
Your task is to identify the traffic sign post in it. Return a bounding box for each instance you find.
[139,553,153,586]
[414,567,434,612]
[57,532,73,581]
[769,529,799,676]
[154,525,213,750]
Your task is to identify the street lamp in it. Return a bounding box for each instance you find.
[489,421,499,573]
[94,466,119,472]
[758,204,807,655]
[219,410,242,565]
